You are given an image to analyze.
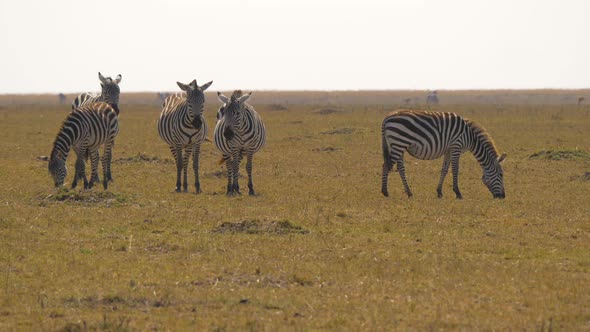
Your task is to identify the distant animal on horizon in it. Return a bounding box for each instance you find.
[58,93,66,104]
[578,97,585,106]
[215,90,266,196]
[158,92,170,105]
[381,110,506,199]
[48,102,119,189]
[426,90,439,105]
[157,79,212,193]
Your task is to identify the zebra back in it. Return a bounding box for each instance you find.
[72,92,101,110]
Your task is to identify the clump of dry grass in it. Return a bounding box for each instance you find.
[212,220,309,235]
[529,149,590,160]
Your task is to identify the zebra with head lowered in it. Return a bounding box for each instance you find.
[157,79,212,193]
[381,110,506,199]
[48,102,119,189]
[215,90,266,196]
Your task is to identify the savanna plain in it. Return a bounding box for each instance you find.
[0,92,589,331]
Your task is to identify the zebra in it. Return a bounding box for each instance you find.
[157,79,212,193]
[215,90,266,196]
[381,110,506,199]
[48,102,119,189]
[426,90,439,105]
[70,72,122,186]
[72,72,122,114]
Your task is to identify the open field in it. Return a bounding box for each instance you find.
[0,96,589,330]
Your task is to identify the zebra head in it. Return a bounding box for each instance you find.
[217,90,252,140]
[98,72,122,113]
[48,151,67,188]
[482,153,507,199]
[177,79,213,128]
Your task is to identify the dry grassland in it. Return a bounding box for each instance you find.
[0,95,589,330]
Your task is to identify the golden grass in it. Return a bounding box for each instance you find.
[0,99,589,330]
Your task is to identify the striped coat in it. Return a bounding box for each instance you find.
[214,90,266,196]
[157,80,212,193]
[381,110,506,199]
[48,102,119,189]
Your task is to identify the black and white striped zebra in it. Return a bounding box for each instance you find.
[214,90,266,196]
[72,72,122,114]
[48,102,119,189]
[381,110,506,199]
[157,79,212,193]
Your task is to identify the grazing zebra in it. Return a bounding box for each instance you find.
[381,110,506,199]
[72,72,122,114]
[215,90,266,196]
[157,79,212,193]
[48,102,119,189]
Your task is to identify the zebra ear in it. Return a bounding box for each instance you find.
[200,81,213,91]
[217,92,229,103]
[114,74,122,84]
[98,72,107,84]
[498,153,507,163]
[189,79,197,88]
[238,92,252,103]
[177,82,189,91]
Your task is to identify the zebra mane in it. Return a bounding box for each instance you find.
[465,119,500,158]
[230,90,243,101]
[49,119,69,161]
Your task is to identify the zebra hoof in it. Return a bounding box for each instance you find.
[381,190,389,197]
[248,190,256,196]
[437,192,443,198]
[175,188,182,193]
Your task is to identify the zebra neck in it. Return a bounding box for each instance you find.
[50,133,73,163]
[184,104,196,121]
[469,132,498,171]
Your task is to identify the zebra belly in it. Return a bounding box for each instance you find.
[406,143,447,160]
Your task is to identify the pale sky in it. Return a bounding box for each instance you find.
[1,0,589,93]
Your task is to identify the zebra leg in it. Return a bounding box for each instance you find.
[88,149,100,189]
[396,158,413,198]
[73,149,89,189]
[171,146,183,192]
[232,152,242,195]
[225,156,234,196]
[436,153,451,198]
[381,160,394,197]
[192,144,201,194]
[246,152,255,196]
[102,143,114,190]
[182,146,192,193]
[451,152,463,199]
